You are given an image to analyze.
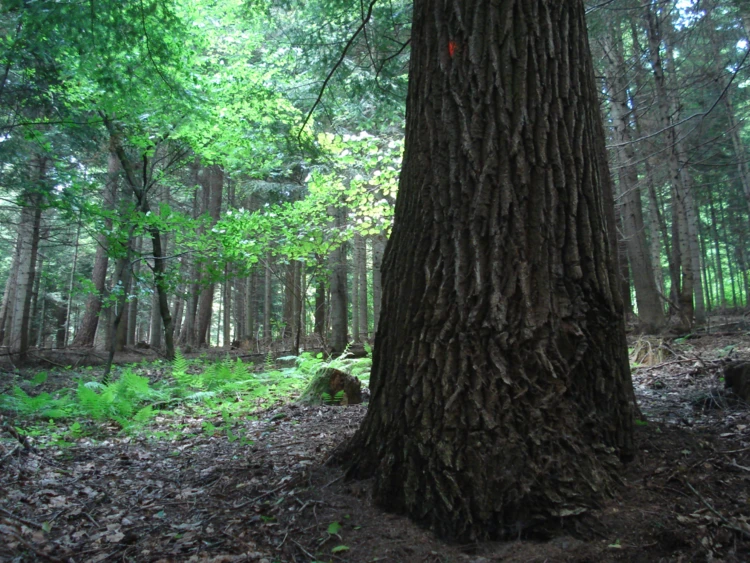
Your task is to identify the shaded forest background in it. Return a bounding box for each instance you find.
[1,0,749,363]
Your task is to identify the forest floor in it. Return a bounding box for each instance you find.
[1,332,750,562]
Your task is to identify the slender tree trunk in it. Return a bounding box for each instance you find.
[150,227,174,359]
[10,156,45,358]
[0,239,21,346]
[73,147,119,346]
[645,2,694,330]
[314,255,326,338]
[707,190,727,308]
[356,235,369,340]
[603,24,664,332]
[283,264,295,338]
[223,269,231,347]
[264,254,272,340]
[250,268,257,340]
[149,286,162,349]
[36,286,46,347]
[371,233,386,334]
[64,220,81,347]
[103,252,132,381]
[29,249,44,348]
[344,0,635,541]
[329,207,348,355]
[126,237,142,346]
[180,189,201,349]
[196,165,223,347]
[351,239,360,342]
[54,299,66,349]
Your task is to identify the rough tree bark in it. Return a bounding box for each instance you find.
[343,0,635,541]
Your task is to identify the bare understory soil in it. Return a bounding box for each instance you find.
[2,333,750,562]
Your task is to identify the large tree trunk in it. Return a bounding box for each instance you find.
[73,146,119,346]
[343,0,635,541]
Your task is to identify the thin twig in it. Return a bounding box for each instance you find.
[3,529,66,563]
[291,538,316,559]
[683,480,750,540]
[0,444,20,463]
[0,506,45,530]
[297,0,379,143]
[233,479,293,509]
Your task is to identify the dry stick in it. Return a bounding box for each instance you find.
[730,460,750,473]
[233,480,294,509]
[683,480,750,540]
[0,444,19,463]
[720,446,750,454]
[291,538,316,560]
[3,530,66,563]
[0,506,45,530]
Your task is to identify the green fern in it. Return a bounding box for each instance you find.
[0,386,73,419]
[172,348,190,384]
[321,390,346,405]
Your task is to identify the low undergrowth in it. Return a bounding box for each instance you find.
[0,348,371,449]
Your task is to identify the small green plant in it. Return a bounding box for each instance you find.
[321,390,345,405]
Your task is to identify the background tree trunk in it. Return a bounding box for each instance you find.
[356,235,369,341]
[371,233,386,334]
[603,23,664,332]
[264,254,272,340]
[9,155,46,358]
[329,207,348,355]
[344,0,635,541]
[73,145,119,346]
[196,165,223,346]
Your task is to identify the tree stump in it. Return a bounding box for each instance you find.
[724,362,750,402]
[298,368,362,406]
